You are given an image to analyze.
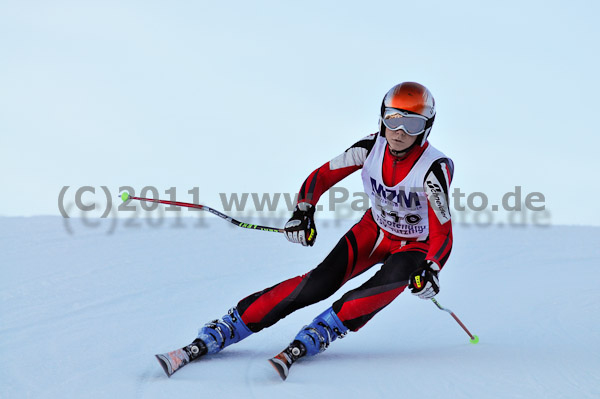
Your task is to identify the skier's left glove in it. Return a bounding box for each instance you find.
[408,261,440,299]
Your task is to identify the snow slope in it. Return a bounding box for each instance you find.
[1,216,599,398]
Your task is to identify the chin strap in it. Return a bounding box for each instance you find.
[388,138,422,157]
[389,148,409,157]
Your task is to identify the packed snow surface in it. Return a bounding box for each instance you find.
[1,216,599,398]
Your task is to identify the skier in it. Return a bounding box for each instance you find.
[156,82,454,380]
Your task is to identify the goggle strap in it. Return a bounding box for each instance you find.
[425,114,435,129]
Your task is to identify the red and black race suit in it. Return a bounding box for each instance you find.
[237,134,453,332]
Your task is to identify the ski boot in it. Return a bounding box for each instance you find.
[269,307,348,380]
[155,307,253,377]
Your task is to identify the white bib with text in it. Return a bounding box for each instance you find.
[361,135,446,239]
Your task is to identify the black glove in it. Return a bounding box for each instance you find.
[408,261,440,299]
[284,202,317,246]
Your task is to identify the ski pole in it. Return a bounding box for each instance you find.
[120,192,285,233]
[431,297,479,344]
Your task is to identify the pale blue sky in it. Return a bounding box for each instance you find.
[1,0,598,225]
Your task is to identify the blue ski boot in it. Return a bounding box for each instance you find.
[196,307,253,354]
[269,307,349,380]
[155,307,253,377]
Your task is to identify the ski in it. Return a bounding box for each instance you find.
[155,339,207,377]
[268,352,294,381]
[268,341,306,381]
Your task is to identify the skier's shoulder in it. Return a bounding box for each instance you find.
[421,143,454,183]
[423,142,450,161]
[348,132,379,152]
[330,133,379,170]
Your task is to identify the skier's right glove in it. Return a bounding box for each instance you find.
[284,202,317,247]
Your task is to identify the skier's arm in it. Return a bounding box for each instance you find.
[424,158,454,270]
[297,134,377,206]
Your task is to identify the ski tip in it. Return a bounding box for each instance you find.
[121,192,130,202]
[155,354,173,378]
[268,357,289,381]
